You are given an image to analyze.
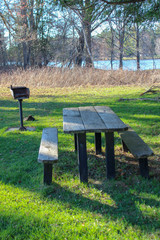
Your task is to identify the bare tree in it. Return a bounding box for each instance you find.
[0,22,7,67]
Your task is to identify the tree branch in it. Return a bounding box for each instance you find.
[100,0,145,4]
[118,97,160,102]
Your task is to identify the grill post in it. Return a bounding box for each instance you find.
[10,86,30,131]
[18,99,26,131]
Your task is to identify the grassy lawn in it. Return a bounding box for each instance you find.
[0,85,160,239]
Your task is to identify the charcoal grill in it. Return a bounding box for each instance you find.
[10,85,30,131]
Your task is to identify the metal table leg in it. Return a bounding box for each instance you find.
[105,132,115,179]
[95,132,102,154]
[74,134,77,152]
[77,133,88,183]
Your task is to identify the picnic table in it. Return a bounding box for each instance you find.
[63,106,128,183]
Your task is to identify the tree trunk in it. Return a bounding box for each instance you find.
[110,26,114,70]
[83,20,93,67]
[17,43,22,66]
[22,42,28,70]
[1,47,6,67]
[0,28,7,67]
[136,22,140,70]
[119,26,125,69]
[21,0,28,69]
[83,0,93,67]
[75,32,84,66]
[28,0,35,66]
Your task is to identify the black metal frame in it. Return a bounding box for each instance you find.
[74,131,116,183]
[10,86,30,131]
[18,99,26,131]
[44,163,53,185]
[77,133,88,183]
[95,132,102,154]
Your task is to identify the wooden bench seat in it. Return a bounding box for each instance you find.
[119,128,154,178]
[38,128,58,184]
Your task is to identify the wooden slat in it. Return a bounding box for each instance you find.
[79,106,106,131]
[95,106,128,131]
[38,128,58,163]
[63,106,128,133]
[120,128,154,159]
[63,108,85,133]
[63,108,80,117]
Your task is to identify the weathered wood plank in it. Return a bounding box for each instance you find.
[63,108,85,133]
[38,128,58,163]
[63,106,128,133]
[79,106,106,131]
[120,128,154,159]
[95,106,128,131]
[63,108,80,117]
[63,116,85,133]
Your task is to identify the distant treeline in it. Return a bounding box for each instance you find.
[0,0,159,70]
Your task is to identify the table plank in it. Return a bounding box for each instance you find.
[63,106,128,133]
[95,106,128,131]
[63,108,85,133]
[79,106,106,132]
[63,108,80,117]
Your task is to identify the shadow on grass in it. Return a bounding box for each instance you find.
[0,131,160,235]
[0,95,160,236]
[40,180,160,233]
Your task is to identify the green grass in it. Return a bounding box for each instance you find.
[0,86,160,240]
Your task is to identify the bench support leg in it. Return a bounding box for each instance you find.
[121,140,129,152]
[77,133,88,183]
[139,158,149,178]
[74,134,77,152]
[105,132,115,179]
[44,163,53,185]
[95,133,102,154]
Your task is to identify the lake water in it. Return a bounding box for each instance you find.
[94,59,160,71]
[48,59,160,71]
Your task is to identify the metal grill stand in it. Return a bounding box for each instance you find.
[10,86,30,131]
[18,99,26,131]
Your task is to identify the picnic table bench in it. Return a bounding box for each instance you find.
[38,128,58,185]
[119,128,154,178]
[63,106,128,183]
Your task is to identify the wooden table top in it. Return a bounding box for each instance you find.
[63,106,128,133]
